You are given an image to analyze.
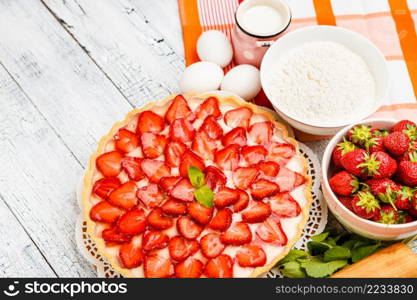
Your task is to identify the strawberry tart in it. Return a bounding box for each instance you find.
[82,93,312,278]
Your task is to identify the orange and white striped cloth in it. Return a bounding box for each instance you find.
[178,0,417,140]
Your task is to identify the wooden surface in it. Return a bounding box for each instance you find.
[0,0,328,277]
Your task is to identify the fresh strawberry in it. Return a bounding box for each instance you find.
[90,201,124,223]
[351,191,380,219]
[409,194,417,218]
[179,150,205,177]
[142,230,169,251]
[242,201,271,223]
[214,144,239,171]
[119,240,143,269]
[256,217,287,245]
[367,136,385,154]
[144,254,174,278]
[220,222,252,245]
[268,142,295,166]
[108,181,138,209]
[398,153,417,187]
[93,177,121,199]
[121,157,144,181]
[161,199,188,216]
[177,216,203,240]
[171,179,195,202]
[165,95,194,124]
[168,236,199,262]
[332,138,356,168]
[195,97,221,120]
[208,208,232,231]
[373,205,398,224]
[140,132,167,159]
[114,128,139,153]
[224,107,253,129]
[248,121,273,144]
[371,128,389,137]
[214,187,240,208]
[188,202,213,225]
[136,111,165,134]
[102,226,131,244]
[200,233,225,259]
[359,151,398,179]
[399,149,417,163]
[338,196,354,211]
[140,159,171,183]
[137,183,166,208]
[164,141,187,167]
[250,179,279,200]
[147,207,173,230]
[391,120,417,141]
[398,212,414,223]
[276,167,306,192]
[394,186,414,210]
[340,148,367,177]
[233,190,250,212]
[96,151,124,177]
[233,167,259,189]
[270,193,301,218]
[241,145,267,164]
[159,176,181,193]
[204,254,234,278]
[256,161,280,177]
[117,208,146,235]
[222,127,247,147]
[383,132,410,157]
[347,125,372,146]
[169,118,195,144]
[175,258,203,278]
[328,171,359,196]
[204,166,227,191]
[236,244,266,268]
[366,178,399,196]
[192,130,217,160]
[200,115,223,139]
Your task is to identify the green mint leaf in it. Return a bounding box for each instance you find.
[311,232,329,242]
[280,261,307,278]
[307,241,331,256]
[323,246,351,262]
[188,166,205,188]
[278,249,309,265]
[351,244,380,263]
[304,260,348,278]
[194,185,214,208]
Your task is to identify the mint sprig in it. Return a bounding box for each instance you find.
[187,166,214,208]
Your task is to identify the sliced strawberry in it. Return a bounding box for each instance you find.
[142,230,169,251]
[270,193,301,218]
[140,132,167,159]
[200,115,223,139]
[177,216,203,240]
[115,128,139,153]
[117,208,146,235]
[257,161,280,177]
[147,207,173,230]
[161,199,188,216]
[214,144,239,171]
[171,179,195,202]
[250,179,279,200]
[165,94,194,124]
[276,167,306,192]
[96,151,124,177]
[119,239,143,269]
[108,181,138,209]
[220,222,252,245]
[248,121,273,144]
[90,201,124,223]
[168,235,199,262]
[144,254,174,278]
[137,184,166,208]
[136,111,165,134]
[204,166,227,191]
[164,141,187,167]
[233,190,250,212]
[256,217,287,245]
[121,157,144,181]
[102,226,131,244]
[268,143,296,166]
[175,258,204,278]
[140,159,171,183]
[214,187,240,208]
[204,254,234,278]
[159,176,181,193]
[188,202,213,225]
[200,233,226,259]
[224,107,253,129]
[242,201,271,223]
[222,127,247,147]
[169,118,195,143]
[208,208,232,231]
[93,177,121,199]
[233,167,259,189]
[236,244,266,267]
[241,145,267,164]
[192,130,217,160]
[179,150,205,177]
[195,97,221,120]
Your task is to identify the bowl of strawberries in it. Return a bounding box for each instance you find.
[322,118,417,240]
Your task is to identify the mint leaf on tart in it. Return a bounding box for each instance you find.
[188,166,205,188]
[194,185,214,208]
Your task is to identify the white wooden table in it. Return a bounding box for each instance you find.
[0,0,327,277]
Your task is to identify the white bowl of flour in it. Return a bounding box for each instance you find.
[260,26,389,135]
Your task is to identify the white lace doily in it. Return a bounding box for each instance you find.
[75,142,327,278]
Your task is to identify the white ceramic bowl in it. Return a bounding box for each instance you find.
[260,26,389,135]
[322,118,417,241]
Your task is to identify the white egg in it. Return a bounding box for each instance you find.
[197,30,233,67]
[180,61,224,93]
[220,64,261,100]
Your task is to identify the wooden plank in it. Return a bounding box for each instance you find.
[42,0,185,106]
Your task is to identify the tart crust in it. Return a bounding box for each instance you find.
[82,93,313,278]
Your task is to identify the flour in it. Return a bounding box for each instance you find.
[268,41,376,127]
